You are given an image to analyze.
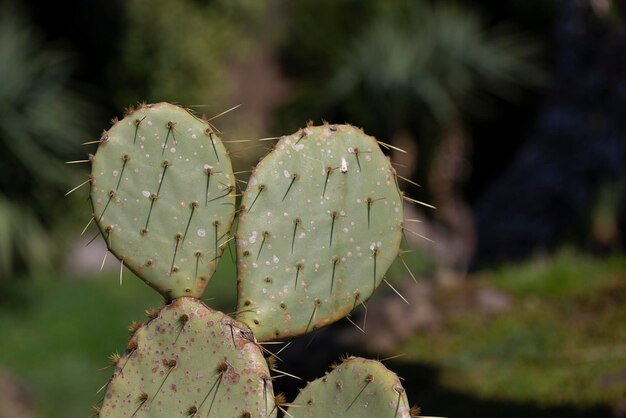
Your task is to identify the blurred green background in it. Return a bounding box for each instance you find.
[1,0,625,417]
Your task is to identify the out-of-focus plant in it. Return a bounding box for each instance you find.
[333,1,544,138]
[275,0,544,191]
[0,3,93,279]
[112,0,269,111]
[0,197,51,279]
[333,1,544,269]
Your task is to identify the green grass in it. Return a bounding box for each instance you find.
[489,248,626,298]
[0,257,237,418]
[400,249,626,410]
[2,248,625,416]
[0,234,425,418]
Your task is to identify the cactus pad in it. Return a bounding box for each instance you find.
[236,124,403,340]
[90,103,235,299]
[288,356,412,418]
[100,297,276,417]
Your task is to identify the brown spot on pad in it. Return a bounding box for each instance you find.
[100,297,276,417]
[90,103,235,300]
[236,125,403,341]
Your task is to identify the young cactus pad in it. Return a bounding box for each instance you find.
[100,298,277,418]
[236,124,403,340]
[90,103,235,299]
[288,356,412,418]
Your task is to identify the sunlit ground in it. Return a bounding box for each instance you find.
[398,249,626,416]
[1,250,625,417]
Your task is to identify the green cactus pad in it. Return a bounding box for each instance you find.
[288,357,412,418]
[100,297,276,418]
[236,124,403,340]
[90,103,235,299]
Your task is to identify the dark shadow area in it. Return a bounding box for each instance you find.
[272,322,614,418]
[0,281,31,313]
[396,361,613,418]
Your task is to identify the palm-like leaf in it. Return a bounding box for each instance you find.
[333,1,544,127]
[0,3,93,278]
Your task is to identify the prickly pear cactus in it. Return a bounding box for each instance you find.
[100,298,276,418]
[288,357,411,418]
[236,124,403,340]
[90,102,235,299]
[77,102,427,418]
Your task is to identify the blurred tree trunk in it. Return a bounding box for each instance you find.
[0,368,38,418]
[393,126,475,277]
[427,125,475,273]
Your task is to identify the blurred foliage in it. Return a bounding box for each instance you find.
[112,0,270,110]
[0,3,94,279]
[489,247,626,298]
[0,257,236,418]
[276,0,544,141]
[333,1,544,130]
[402,249,626,412]
[0,275,163,418]
[0,197,51,279]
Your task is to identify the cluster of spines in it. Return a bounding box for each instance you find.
[95,302,275,418]
[75,106,431,417]
[71,120,426,300]
[234,124,430,340]
[75,103,238,298]
[289,356,421,418]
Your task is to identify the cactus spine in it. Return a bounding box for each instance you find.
[90,103,235,300]
[236,124,403,341]
[77,103,424,417]
[100,298,275,417]
[288,357,412,418]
